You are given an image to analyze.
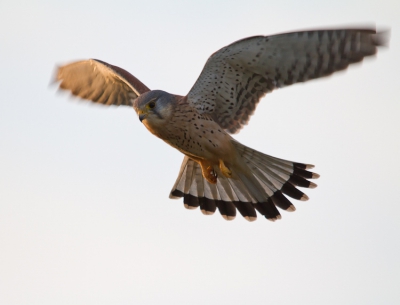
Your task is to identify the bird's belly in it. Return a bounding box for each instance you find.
[145,111,236,163]
[167,127,235,163]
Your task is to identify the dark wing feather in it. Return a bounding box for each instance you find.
[56,59,150,106]
[187,28,387,133]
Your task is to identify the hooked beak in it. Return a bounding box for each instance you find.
[138,110,148,122]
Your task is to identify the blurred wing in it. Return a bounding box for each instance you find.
[56,59,150,106]
[187,28,387,133]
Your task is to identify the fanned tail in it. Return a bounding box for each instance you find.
[170,142,319,222]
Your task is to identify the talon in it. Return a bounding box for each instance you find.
[205,166,217,184]
[199,160,218,184]
[219,159,232,178]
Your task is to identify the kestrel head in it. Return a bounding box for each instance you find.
[133,90,175,129]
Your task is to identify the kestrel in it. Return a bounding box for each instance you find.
[56,27,386,222]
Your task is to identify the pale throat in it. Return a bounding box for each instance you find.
[142,119,165,138]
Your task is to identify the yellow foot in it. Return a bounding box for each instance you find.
[219,159,232,178]
[204,166,217,184]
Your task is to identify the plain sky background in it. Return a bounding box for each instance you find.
[1,0,399,304]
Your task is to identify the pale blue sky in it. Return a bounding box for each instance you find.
[1,0,399,304]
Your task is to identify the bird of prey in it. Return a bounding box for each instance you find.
[55,27,386,222]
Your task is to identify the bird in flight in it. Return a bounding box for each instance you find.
[55,27,386,222]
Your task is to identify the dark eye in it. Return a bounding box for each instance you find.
[148,101,156,109]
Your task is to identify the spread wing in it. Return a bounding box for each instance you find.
[56,59,150,106]
[187,28,387,134]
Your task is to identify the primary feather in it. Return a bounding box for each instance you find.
[188,29,386,133]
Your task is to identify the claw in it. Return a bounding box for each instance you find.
[205,166,217,184]
[199,160,219,184]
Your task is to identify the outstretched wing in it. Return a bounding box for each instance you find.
[187,28,387,133]
[56,59,150,106]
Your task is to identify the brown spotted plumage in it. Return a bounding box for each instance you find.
[55,27,387,221]
[188,29,386,133]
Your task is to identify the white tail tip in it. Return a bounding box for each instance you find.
[222,215,235,221]
[184,204,197,210]
[309,182,318,189]
[267,214,282,222]
[201,209,215,215]
[244,216,257,222]
[300,194,309,201]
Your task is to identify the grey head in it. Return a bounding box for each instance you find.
[133,90,175,126]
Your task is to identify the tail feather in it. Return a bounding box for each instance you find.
[244,162,276,196]
[170,156,190,198]
[183,193,199,209]
[199,197,217,215]
[288,174,316,188]
[225,173,254,203]
[170,141,319,222]
[203,180,220,201]
[244,158,308,202]
[218,177,239,202]
[216,201,236,220]
[251,166,281,195]
[281,182,308,201]
[234,202,257,221]
[193,164,205,197]
[270,192,295,211]
[254,200,281,221]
